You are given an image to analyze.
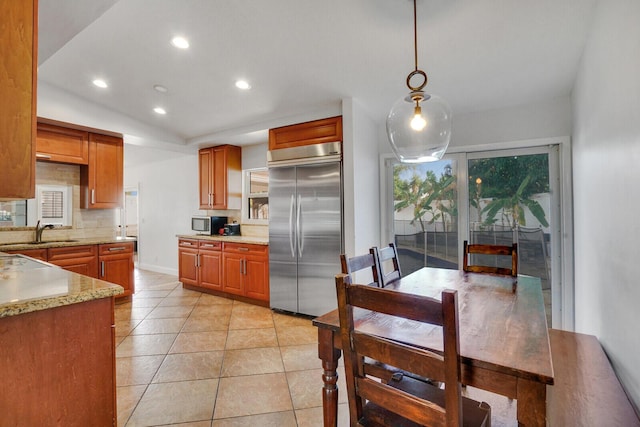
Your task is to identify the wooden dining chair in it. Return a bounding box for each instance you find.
[340,252,380,287]
[335,273,492,427]
[463,240,518,277]
[371,243,402,287]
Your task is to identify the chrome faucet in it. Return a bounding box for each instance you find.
[34,220,55,243]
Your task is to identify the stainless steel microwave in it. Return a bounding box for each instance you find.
[191,216,227,235]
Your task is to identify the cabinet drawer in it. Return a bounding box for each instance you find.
[223,242,268,255]
[48,245,97,261]
[199,241,222,251]
[178,239,199,249]
[98,242,134,255]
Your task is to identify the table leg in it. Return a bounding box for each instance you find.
[318,327,341,427]
[516,378,547,426]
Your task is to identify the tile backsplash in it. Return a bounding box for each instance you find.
[0,162,118,244]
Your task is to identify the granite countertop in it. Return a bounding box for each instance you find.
[0,254,124,318]
[0,236,136,252]
[176,234,269,245]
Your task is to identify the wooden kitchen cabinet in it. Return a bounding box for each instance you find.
[48,245,98,278]
[4,248,47,261]
[81,133,124,209]
[199,241,223,290]
[36,122,89,164]
[99,242,135,298]
[178,239,223,291]
[199,145,242,210]
[178,239,199,286]
[268,116,342,151]
[0,0,37,199]
[222,243,270,302]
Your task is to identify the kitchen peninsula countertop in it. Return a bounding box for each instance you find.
[0,254,124,318]
[0,236,136,252]
[177,234,268,245]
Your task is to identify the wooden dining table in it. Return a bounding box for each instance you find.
[312,267,554,427]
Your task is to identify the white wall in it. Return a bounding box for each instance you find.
[343,98,381,258]
[572,0,640,409]
[124,144,198,275]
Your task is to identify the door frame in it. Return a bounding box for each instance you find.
[381,136,573,329]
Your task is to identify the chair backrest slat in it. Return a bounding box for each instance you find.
[371,243,402,287]
[463,240,518,277]
[340,252,378,286]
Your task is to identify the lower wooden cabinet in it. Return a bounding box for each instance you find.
[178,239,269,305]
[48,245,98,278]
[6,242,134,298]
[99,242,135,298]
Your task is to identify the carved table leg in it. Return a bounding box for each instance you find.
[318,327,341,427]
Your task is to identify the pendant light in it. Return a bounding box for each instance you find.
[386,0,452,163]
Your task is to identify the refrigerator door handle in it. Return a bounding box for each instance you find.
[289,194,296,258]
[297,193,304,257]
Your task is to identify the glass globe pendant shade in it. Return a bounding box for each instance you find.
[386,91,452,163]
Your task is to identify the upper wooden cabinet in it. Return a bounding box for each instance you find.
[36,122,89,164]
[199,145,241,210]
[81,133,124,209]
[0,0,38,200]
[268,116,342,151]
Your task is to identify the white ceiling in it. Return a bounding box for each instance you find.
[37,0,596,148]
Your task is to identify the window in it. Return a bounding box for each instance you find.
[243,168,269,223]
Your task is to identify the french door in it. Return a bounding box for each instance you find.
[386,145,563,327]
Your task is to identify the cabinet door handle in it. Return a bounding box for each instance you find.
[100,260,105,277]
[36,153,52,159]
[196,254,200,268]
[108,247,126,251]
[238,247,249,252]
[91,189,96,204]
[182,242,193,246]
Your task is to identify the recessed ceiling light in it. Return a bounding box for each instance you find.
[235,80,251,90]
[153,107,167,115]
[171,36,189,49]
[153,84,168,93]
[92,79,108,88]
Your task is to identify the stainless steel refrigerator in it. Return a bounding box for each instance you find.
[268,142,343,317]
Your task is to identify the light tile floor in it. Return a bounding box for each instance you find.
[117,268,516,427]
[115,268,350,427]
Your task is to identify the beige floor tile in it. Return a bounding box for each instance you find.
[286,368,348,410]
[166,421,213,427]
[273,312,314,329]
[191,304,234,318]
[130,297,164,308]
[295,404,351,427]
[117,355,165,386]
[220,347,284,377]
[275,324,318,346]
[211,411,297,426]
[197,294,235,306]
[116,333,177,357]
[228,310,274,330]
[131,318,187,335]
[169,286,204,296]
[225,328,278,350]
[182,314,231,332]
[115,334,127,347]
[280,343,319,372]
[127,379,218,426]
[213,373,292,419]
[153,351,224,383]
[117,384,146,427]
[115,318,142,337]
[169,331,228,353]
[115,306,155,321]
[146,305,195,319]
[158,296,201,307]
[133,289,174,298]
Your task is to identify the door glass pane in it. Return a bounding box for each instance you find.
[393,159,458,275]
[468,153,552,322]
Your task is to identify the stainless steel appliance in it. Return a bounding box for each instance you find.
[224,223,241,235]
[192,216,227,235]
[268,142,343,316]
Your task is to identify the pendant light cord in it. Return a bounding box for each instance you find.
[407,0,427,92]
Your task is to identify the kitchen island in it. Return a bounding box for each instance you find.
[0,254,123,425]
